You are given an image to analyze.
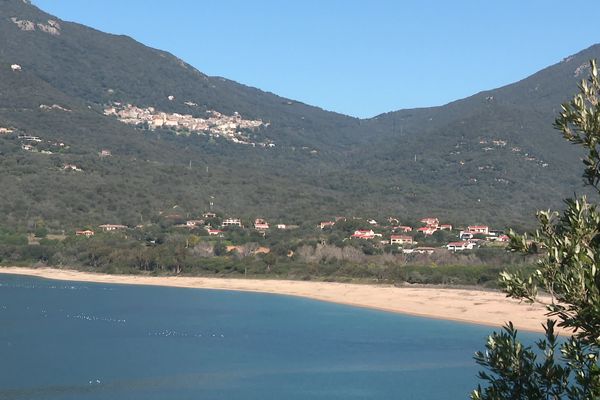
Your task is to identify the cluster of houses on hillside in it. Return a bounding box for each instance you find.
[76,214,296,238]
[104,103,272,147]
[74,211,508,255]
[320,216,509,253]
[16,134,67,155]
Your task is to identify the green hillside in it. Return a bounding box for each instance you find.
[0,0,595,231]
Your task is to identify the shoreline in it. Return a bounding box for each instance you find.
[0,266,553,334]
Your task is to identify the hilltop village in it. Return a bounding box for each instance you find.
[104,103,272,147]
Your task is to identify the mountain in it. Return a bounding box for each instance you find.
[0,0,594,230]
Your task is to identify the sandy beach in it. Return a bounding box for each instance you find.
[0,266,553,333]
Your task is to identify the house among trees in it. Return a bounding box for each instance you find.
[320,221,335,229]
[489,234,509,242]
[447,241,475,251]
[439,224,453,231]
[75,229,94,237]
[459,231,474,240]
[417,226,437,236]
[63,164,82,172]
[222,218,242,227]
[254,218,269,230]
[390,235,414,245]
[185,220,204,228]
[351,230,376,239]
[203,212,217,219]
[467,225,489,235]
[395,225,413,232]
[420,217,439,227]
[207,228,223,236]
[98,224,127,231]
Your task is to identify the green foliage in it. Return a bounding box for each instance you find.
[473,321,571,400]
[472,60,600,400]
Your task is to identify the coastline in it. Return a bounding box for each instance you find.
[0,266,553,334]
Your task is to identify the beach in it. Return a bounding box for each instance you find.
[0,266,553,333]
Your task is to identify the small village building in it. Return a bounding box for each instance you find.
[222,218,242,227]
[320,221,335,229]
[185,220,204,228]
[488,234,510,242]
[367,219,378,225]
[75,230,95,237]
[63,164,82,172]
[207,229,223,236]
[468,225,489,235]
[98,224,127,231]
[254,218,269,230]
[276,224,287,229]
[390,235,414,245]
[99,149,112,157]
[459,231,474,240]
[11,64,21,72]
[447,241,475,252]
[420,217,439,227]
[417,226,437,236]
[498,234,509,242]
[203,212,217,219]
[351,230,375,239]
[395,225,413,232]
[439,224,453,231]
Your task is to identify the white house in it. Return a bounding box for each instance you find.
[98,224,128,232]
[447,241,475,252]
[352,230,375,239]
[467,225,489,235]
[254,218,269,230]
[390,235,414,245]
[222,218,242,227]
[459,231,474,240]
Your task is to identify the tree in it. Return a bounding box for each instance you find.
[472,60,600,399]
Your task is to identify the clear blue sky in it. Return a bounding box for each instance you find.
[32,0,600,118]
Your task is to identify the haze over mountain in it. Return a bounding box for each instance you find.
[0,0,594,229]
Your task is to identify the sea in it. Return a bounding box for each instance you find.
[0,274,538,399]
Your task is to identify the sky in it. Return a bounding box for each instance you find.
[32,0,600,118]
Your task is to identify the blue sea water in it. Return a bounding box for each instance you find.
[0,274,538,399]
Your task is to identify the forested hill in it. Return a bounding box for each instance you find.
[0,0,595,230]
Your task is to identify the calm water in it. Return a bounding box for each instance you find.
[0,274,536,399]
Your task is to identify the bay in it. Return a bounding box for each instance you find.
[0,274,536,399]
